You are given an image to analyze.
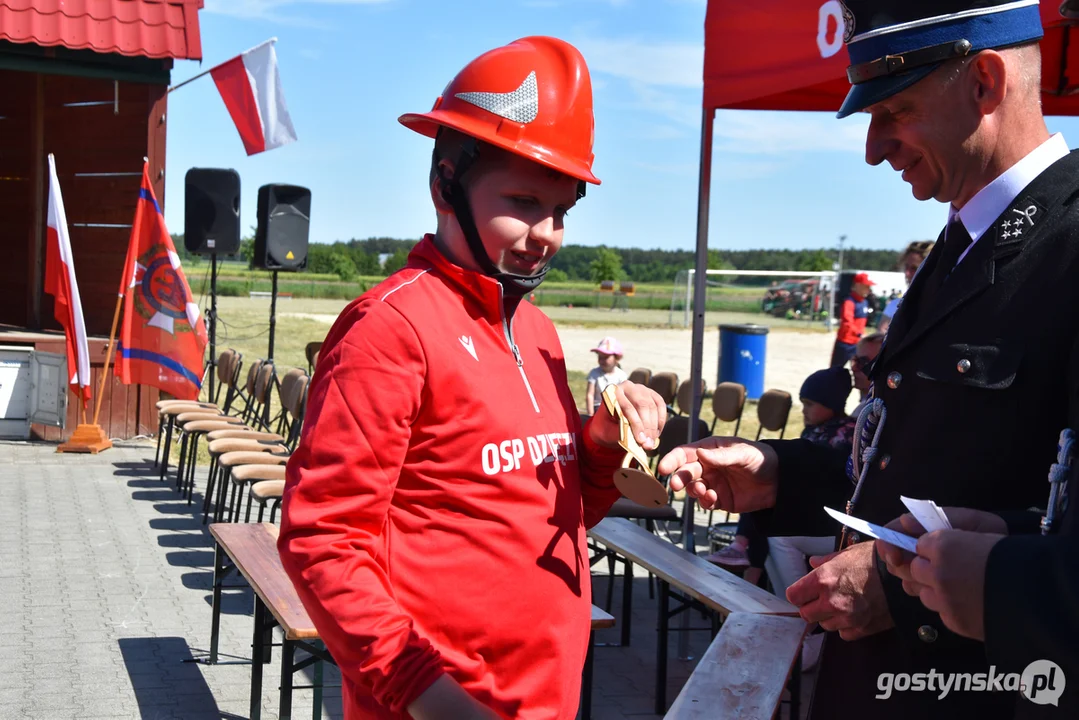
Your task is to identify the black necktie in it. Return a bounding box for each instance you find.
[918,217,973,312]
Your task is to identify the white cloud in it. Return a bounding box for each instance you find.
[575,30,867,157]
[575,37,702,89]
[712,110,869,155]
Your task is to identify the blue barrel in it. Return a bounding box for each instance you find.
[718,324,768,400]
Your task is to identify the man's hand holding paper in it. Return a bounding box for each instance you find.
[874,507,1009,642]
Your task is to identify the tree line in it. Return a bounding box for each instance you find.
[171,233,919,284]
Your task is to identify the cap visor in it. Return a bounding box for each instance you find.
[836,64,939,119]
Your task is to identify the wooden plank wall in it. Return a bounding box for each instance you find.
[0,69,35,329]
[0,69,169,440]
[42,74,168,337]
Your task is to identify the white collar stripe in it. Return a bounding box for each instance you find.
[951,134,1069,265]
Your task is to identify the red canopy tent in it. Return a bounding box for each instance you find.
[680,0,1079,547]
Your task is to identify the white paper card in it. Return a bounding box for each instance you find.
[900,496,953,533]
[824,506,920,553]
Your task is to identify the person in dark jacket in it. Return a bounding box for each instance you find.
[658,1,1079,718]
[876,429,1079,717]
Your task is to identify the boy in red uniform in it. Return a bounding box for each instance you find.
[830,271,875,368]
[276,37,667,720]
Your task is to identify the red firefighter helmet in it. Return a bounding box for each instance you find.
[399,36,599,185]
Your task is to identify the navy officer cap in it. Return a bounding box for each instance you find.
[837,0,1044,118]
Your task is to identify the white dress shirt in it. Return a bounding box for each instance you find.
[947,132,1070,267]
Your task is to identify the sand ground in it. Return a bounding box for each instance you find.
[282,304,846,411]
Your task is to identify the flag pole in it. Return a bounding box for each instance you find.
[167,38,278,94]
[92,291,125,427]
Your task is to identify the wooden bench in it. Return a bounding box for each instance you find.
[208,522,329,720]
[664,613,809,720]
[587,517,802,715]
[207,522,615,720]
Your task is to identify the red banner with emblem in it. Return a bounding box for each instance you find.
[114,163,208,400]
[704,0,1079,114]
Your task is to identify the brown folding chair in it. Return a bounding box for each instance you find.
[710,382,747,436]
[675,379,707,417]
[157,349,247,482]
[647,372,679,409]
[756,389,793,440]
[627,368,652,386]
[305,341,323,374]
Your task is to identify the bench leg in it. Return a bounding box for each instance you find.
[209,542,227,664]
[621,560,633,647]
[605,552,615,612]
[655,579,669,716]
[581,630,596,720]
[789,648,802,720]
[313,655,324,720]
[250,598,272,720]
[280,638,295,720]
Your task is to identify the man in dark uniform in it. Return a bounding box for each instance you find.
[658,1,1079,718]
[876,434,1079,718]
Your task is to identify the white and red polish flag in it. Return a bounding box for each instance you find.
[44,154,92,407]
[210,38,298,155]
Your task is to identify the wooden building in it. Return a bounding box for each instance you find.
[0,0,204,440]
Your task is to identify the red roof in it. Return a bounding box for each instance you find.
[0,0,203,61]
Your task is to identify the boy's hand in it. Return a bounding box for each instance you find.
[588,381,666,452]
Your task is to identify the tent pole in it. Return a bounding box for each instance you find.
[678,106,716,662]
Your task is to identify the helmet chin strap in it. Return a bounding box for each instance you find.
[437,137,572,299]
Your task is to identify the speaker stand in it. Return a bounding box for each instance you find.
[265,270,279,428]
[267,270,278,362]
[208,252,218,401]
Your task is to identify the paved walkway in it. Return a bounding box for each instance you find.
[0,440,814,719]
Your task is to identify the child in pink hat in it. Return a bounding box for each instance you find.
[585,336,628,415]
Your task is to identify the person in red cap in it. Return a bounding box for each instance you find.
[830,272,875,368]
[276,37,667,720]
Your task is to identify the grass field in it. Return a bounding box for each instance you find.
[171,296,806,470]
[184,265,813,317]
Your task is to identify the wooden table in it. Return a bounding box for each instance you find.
[588,518,802,715]
[208,522,329,720]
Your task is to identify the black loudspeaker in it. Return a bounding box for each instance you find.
[184,168,241,255]
[254,184,311,271]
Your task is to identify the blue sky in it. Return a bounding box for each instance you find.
[163,0,1079,254]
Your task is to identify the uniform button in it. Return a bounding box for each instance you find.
[879,455,891,470]
[887,372,902,389]
[957,358,971,374]
[918,625,939,643]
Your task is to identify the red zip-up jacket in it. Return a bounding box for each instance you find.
[277,236,624,719]
[836,293,870,345]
